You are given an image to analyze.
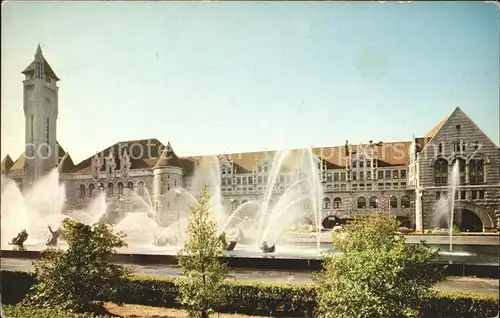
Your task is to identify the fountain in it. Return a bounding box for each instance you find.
[1,169,66,247]
[430,161,460,252]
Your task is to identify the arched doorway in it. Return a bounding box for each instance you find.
[437,208,484,232]
[457,208,483,232]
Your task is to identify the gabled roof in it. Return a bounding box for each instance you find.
[424,117,448,138]
[1,155,14,174]
[71,138,185,173]
[155,142,184,169]
[58,152,75,173]
[420,106,499,153]
[180,140,412,176]
[6,142,68,173]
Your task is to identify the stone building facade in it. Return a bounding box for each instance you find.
[2,45,499,231]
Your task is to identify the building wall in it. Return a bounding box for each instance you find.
[418,108,500,230]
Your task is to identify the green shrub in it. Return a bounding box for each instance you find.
[420,291,499,318]
[316,214,446,318]
[22,218,130,313]
[1,270,497,317]
[177,187,228,318]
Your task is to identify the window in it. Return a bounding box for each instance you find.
[352,184,358,191]
[107,182,114,196]
[359,171,364,180]
[393,170,399,179]
[248,176,253,184]
[453,158,466,184]
[340,184,346,191]
[359,161,364,168]
[117,182,124,196]
[79,184,86,198]
[400,169,407,179]
[333,173,339,182]
[400,182,407,188]
[378,171,384,180]
[369,197,378,209]
[352,172,357,181]
[367,171,371,180]
[326,184,332,191]
[434,159,448,185]
[89,184,95,198]
[333,197,342,209]
[127,181,134,190]
[333,184,339,191]
[469,158,484,184]
[473,141,479,150]
[357,197,366,209]
[390,196,398,208]
[323,198,331,209]
[137,181,145,196]
[378,183,384,189]
[455,190,466,200]
[401,196,410,208]
[326,173,332,182]
[473,190,485,200]
[385,170,391,179]
[436,191,448,200]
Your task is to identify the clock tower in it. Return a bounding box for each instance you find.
[22,44,60,185]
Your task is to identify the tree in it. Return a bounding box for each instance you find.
[24,218,130,313]
[315,214,445,318]
[177,186,228,318]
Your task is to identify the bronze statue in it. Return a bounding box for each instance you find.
[260,241,276,253]
[45,225,61,246]
[9,229,29,247]
[219,232,238,251]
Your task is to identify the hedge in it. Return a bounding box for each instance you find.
[1,270,498,317]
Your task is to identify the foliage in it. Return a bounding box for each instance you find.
[315,214,446,318]
[2,270,498,318]
[177,186,228,318]
[22,218,131,313]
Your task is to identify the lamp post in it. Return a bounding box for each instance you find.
[175,190,181,243]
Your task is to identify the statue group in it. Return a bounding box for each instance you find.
[9,225,61,249]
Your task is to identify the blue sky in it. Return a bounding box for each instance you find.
[1,1,498,163]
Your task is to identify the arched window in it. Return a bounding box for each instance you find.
[357,197,366,209]
[137,181,145,196]
[369,196,378,209]
[452,158,466,184]
[434,159,448,185]
[127,181,134,190]
[117,182,124,196]
[401,196,410,208]
[333,197,342,209]
[390,196,398,209]
[232,200,239,211]
[323,197,331,209]
[107,182,114,196]
[88,184,95,198]
[98,182,105,192]
[469,158,484,184]
[79,184,86,198]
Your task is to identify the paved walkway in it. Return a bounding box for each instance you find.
[2,258,498,295]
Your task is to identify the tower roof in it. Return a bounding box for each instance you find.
[22,44,60,81]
